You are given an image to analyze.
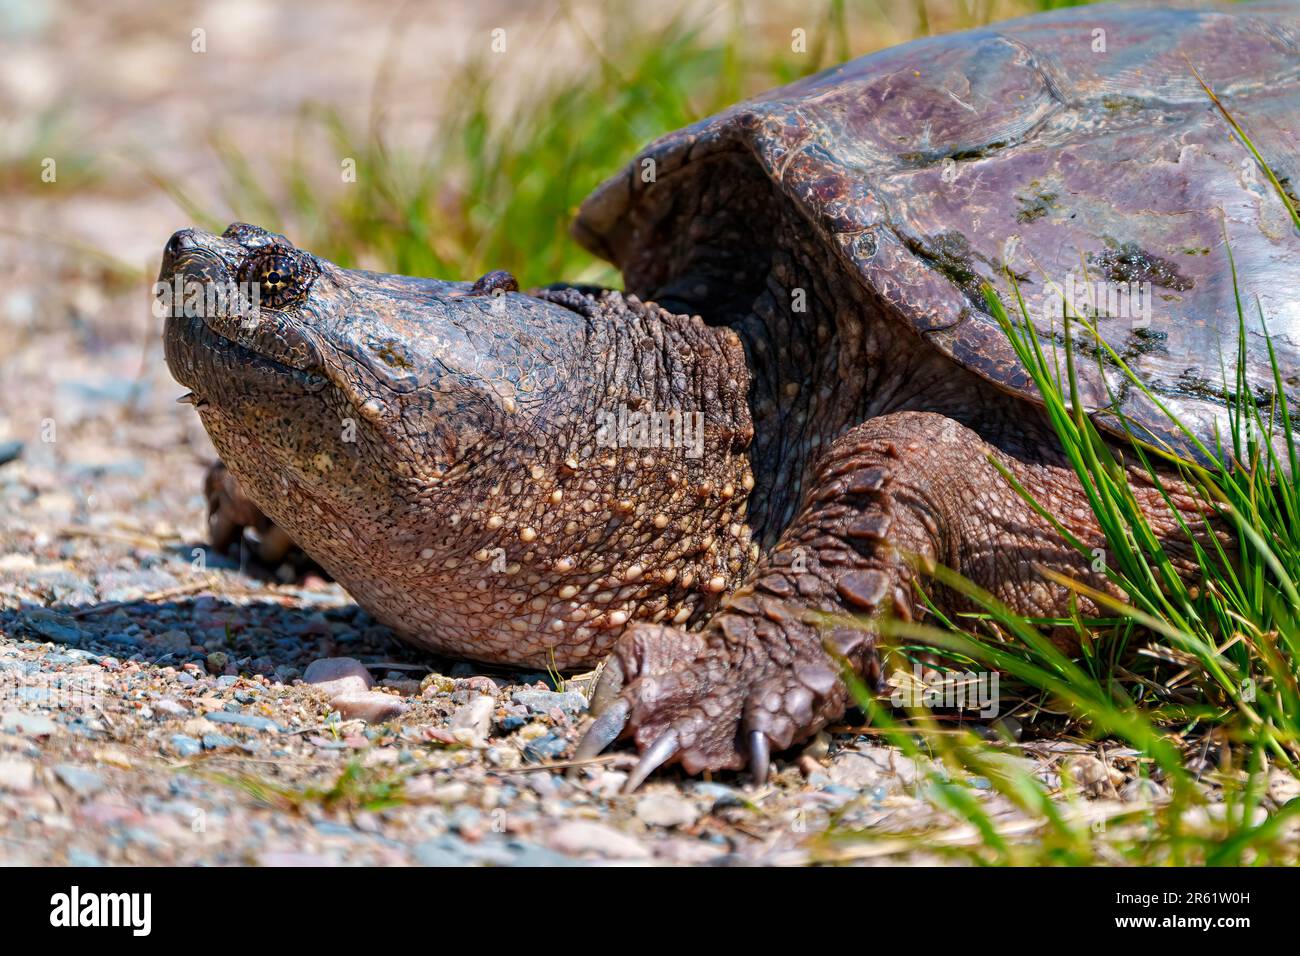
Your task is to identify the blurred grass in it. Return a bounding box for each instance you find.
[152,0,1077,287]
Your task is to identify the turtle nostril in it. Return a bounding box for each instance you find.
[159,229,228,289]
[163,229,199,260]
[160,230,199,280]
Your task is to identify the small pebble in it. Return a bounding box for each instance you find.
[528,772,562,798]
[169,735,202,757]
[0,710,57,737]
[149,629,192,653]
[801,730,832,760]
[450,695,495,744]
[0,759,37,793]
[304,657,374,698]
[23,609,84,646]
[692,781,745,808]
[54,764,104,797]
[512,689,588,715]
[635,792,700,828]
[547,821,650,860]
[153,698,188,717]
[206,711,283,733]
[1120,777,1166,802]
[331,691,406,723]
[523,733,567,763]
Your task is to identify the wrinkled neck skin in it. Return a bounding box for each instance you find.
[382,293,759,667]
[608,151,1018,545]
[175,272,757,668]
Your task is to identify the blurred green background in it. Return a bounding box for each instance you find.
[1,0,1107,309]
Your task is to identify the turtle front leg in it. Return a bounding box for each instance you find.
[577,410,1118,787]
[204,460,306,570]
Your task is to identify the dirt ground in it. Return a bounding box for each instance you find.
[0,0,1196,866]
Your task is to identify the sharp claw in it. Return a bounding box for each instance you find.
[749,731,770,787]
[588,657,624,716]
[623,729,680,793]
[574,698,630,761]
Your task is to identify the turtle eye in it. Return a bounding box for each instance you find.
[241,249,313,309]
[469,270,519,298]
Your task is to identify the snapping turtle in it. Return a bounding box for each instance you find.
[161,2,1300,785]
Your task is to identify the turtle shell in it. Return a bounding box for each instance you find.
[575,2,1300,459]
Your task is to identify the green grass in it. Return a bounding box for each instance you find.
[808,267,1300,863]
[198,759,412,814]
[815,270,1300,864]
[815,121,1300,863]
[144,0,1297,862]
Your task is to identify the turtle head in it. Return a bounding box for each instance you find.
[161,223,597,503]
[159,222,757,665]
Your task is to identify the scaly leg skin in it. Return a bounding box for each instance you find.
[578,409,1198,788]
[204,460,305,570]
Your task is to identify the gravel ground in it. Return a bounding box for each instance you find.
[0,452,949,870]
[0,397,1184,868]
[1,369,1164,867]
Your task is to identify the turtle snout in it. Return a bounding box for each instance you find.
[162,226,204,257]
[159,228,229,285]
